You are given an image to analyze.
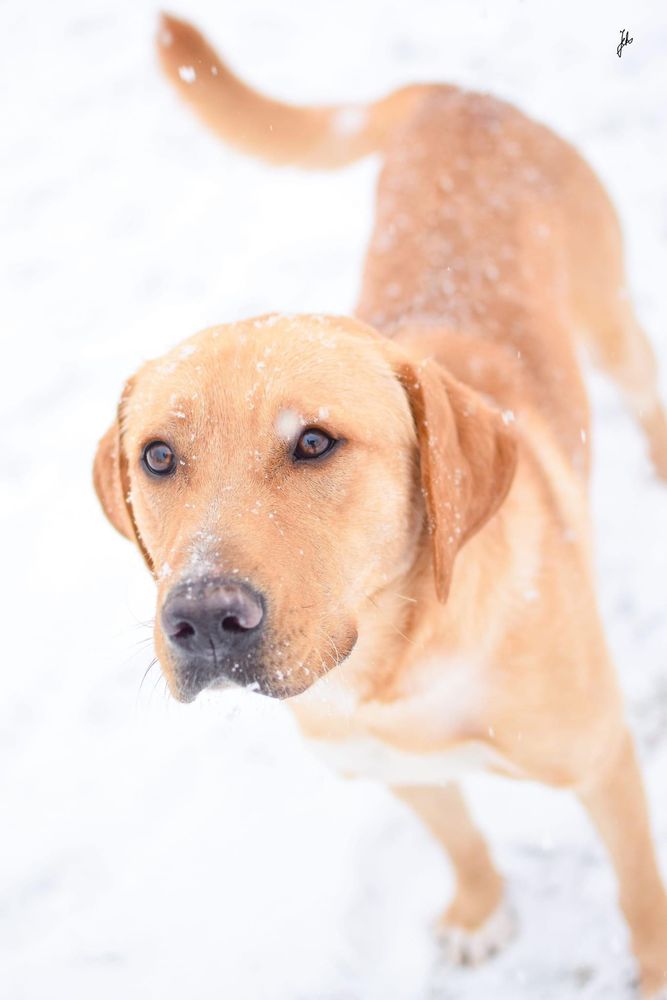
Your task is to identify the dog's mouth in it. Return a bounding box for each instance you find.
[167,657,280,703]
[165,629,358,704]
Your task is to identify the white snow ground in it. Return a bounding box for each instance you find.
[1,1,666,998]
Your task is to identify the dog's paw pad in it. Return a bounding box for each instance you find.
[438,896,517,967]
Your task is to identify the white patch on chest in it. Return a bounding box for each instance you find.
[296,654,523,785]
[294,652,521,785]
[356,654,489,747]
[300,654,486,733]
[308,735,514,785]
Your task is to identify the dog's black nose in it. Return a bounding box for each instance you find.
[162,577,264,656]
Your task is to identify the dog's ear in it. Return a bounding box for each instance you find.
[396,358,517,602]
[93,384,135,541]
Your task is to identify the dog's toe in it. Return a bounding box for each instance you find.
[438,895,517,966]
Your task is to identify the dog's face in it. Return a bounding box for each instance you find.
[94,314,516,701]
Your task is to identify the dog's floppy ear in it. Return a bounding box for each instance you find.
[93,423,134,540]
[396,358,518,602]
[93,382,135,541]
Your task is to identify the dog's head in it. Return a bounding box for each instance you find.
[94,315,516,701]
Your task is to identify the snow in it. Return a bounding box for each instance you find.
[276,408,304,440]
[333,105,369,137]
[1,0,666,998]
[178,64,197,83]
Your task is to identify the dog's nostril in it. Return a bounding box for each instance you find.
[172,621,195,641]
[221,614,246,634]
[162,578,264,653]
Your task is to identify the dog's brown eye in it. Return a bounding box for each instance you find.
[293,428,336,461]
[142,440,176,476]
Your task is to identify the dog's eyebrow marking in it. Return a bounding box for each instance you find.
[275,409,304,440]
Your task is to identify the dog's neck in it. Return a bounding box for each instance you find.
[289,473,532,739]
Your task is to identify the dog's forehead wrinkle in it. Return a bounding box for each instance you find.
[138,330,405,442]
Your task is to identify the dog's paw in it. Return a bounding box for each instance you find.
[438,895,517,966]
[645,990,667,1000]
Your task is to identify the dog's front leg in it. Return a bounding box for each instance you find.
[392,783,515,965]
[578,729,667,997]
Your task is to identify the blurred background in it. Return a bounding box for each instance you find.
[1,1,666,997]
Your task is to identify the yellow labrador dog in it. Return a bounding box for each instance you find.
[94,14,667,994]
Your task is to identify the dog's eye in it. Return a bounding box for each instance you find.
[142,440,176,476]
[293,428,337,461]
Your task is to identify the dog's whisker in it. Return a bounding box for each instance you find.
[131,636,155,652]
[365,593,415,646]
[392,592,418,604]
[122,610,156,632]
[139,657,159,694]
[128,618,156,631]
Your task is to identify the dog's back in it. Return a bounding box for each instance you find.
[357,85,597,475]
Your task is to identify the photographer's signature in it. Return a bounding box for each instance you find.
[617,28,633,57]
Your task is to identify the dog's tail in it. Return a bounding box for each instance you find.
[156,13,430,169]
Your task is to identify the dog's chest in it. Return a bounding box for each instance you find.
[297,654,517,785]
[307,734,509,785]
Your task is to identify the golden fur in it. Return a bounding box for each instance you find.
[93,14,667,994]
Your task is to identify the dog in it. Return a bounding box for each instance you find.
[93,13,667,995]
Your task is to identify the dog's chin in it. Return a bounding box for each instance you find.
[276,626,360,700]
[168,670,320,703]
[164,633,359,703]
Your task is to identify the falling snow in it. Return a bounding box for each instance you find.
[178,65,196,84]
[2,2,667,1000]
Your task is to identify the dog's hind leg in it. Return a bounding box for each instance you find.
[392,783,515,965]
[565,178,667,480]
[578,729,667,997]
[585,294,667,480]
